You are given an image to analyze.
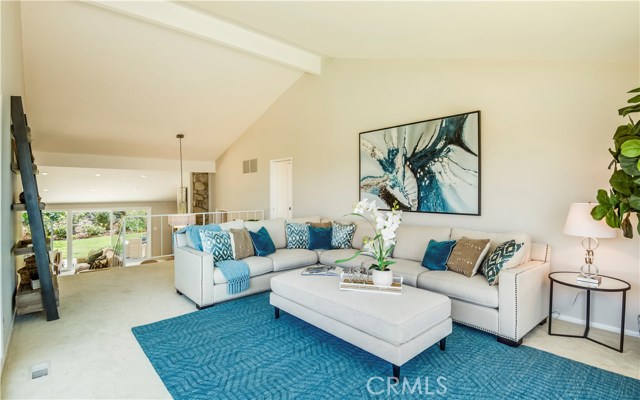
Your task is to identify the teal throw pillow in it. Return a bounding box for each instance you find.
[249,226,276,256]
[286,223,310,249]
[482,240,524,286]
[199,230,233,262]
[308,226,332,250]
[422,239,457,271]
[331,222,356,249]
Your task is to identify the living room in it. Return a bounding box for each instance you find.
[1,1,639,399]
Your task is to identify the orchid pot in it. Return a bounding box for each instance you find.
[371,269,394,287]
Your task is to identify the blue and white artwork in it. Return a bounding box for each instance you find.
[359,111,480,215]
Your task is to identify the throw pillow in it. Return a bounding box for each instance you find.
[447,237,491,277]
[229,228,255,260]
[422,239,457,271]
[249,227,276,257]
[200,230,234,262]
[286,223,310,249]
[331,222,356,249]
[308,226,332,250]
[310,221,332,229]
[482,240,524,286]
[185,224,221,251]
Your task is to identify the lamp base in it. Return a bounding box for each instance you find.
[579,263,599,280]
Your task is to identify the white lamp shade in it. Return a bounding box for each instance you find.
[563,203,617,238]
[168,214,196,228]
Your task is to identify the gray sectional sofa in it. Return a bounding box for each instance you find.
[174,216,550,346]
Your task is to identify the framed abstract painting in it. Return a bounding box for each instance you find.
[359,111,480,215]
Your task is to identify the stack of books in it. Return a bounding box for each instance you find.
[576,275,601,288]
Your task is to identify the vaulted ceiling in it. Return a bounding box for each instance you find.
[18,1,638,203]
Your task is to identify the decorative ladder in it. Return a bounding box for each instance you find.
[11,96,59,321]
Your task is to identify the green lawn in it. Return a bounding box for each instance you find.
[53,235,113,259]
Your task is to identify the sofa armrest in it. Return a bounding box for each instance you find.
[498,259,550,341]
[174,246,215,308]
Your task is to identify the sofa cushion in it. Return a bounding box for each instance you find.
[351,219,376,250]
[286,222,310,249]
[229,228,254,260]
[287,216,321,224]
[446,237,491,277]
[482,240,524,286]
[213,256,273,284]
[267,249,318,272]
[218,220,245,231]
[319,249,370,268]
[245,218,287,249]
[451,228,531,264]
[422,239,456,271]
[308,226,332,250]
[392,226,452,262]
[200,230,234,262]
[249,227,276,257]
[331,222,356,249]
[386,259,427,287]
[417,270,499,308]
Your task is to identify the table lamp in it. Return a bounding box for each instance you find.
[563,202,616,280]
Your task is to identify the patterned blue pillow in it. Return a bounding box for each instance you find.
[331,222,356,249]
[482,240,524,286]
[199,230,234,262]
[286,223,309,249]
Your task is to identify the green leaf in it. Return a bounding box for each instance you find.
[619,155,640,177]
[619,104,640,117]
[613,124,631,139]
[629,87,640,93]
[609,192,619,206]
[605,210,619,228]
[628,94,640,104]
[637,214,640,236]
[596,189,609,205]
[609,169,634,195]
[591,204,608,220]
[630,194,640,211]
[637,158,640,171]
[621,139,640,157]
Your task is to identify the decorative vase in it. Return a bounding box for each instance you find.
[372,269,393,287]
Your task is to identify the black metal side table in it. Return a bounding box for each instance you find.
[548,271,630,352]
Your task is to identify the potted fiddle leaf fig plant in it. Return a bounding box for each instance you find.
[592,87,640,238]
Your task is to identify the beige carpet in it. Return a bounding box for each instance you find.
[1,261,638,399]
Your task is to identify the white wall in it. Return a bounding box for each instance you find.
[0,0,25,374]
[215,58,640,335]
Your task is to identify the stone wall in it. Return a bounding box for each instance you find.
[192,172,209,213]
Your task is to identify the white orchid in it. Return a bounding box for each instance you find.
[337,199,402,271]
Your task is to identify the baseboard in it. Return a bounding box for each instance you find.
[556,315,640,338]
[0,308,16,383]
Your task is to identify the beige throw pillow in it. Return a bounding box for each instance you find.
[447,237,491,277]
[229,228,255,260]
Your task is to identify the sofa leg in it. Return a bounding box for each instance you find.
[274,307,280,319]
[497,336,522,347]
[196,303,214,310]
[439,337,446,351]
[538,317,548,326]
[176,289,182,295]
[392,364,400,380]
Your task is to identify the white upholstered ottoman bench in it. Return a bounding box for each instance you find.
[270,269,452,379]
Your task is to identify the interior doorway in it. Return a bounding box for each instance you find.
[270,158,293,219]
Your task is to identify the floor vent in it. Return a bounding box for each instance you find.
[30,362,49,380]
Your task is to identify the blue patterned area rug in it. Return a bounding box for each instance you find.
[132,292,639,399]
